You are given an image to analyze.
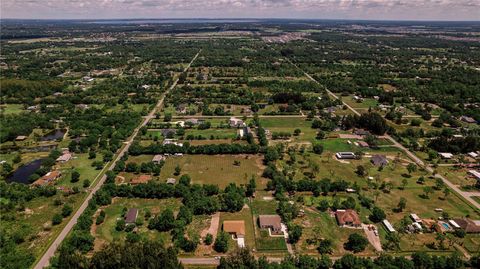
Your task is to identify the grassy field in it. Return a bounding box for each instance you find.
[55,153,104,188]
[0,191,86,260]
[94,197,182,249]
[260,117,317,142]
[0,104,25,115]
[159,154,265,188]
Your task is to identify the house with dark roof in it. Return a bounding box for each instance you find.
[335,209,361,227]
[353,129,370,136]
[258,215,283,235]
[453,218,480,233]
[371,154,389,167]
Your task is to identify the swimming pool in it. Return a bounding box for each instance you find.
[442,223,451,229]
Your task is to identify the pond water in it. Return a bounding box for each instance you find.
[41,129,66,141]
[7,159,44,184]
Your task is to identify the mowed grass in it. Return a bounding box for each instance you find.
[55,153,104,188]
[256,229,287,251]
[260,117,317,142]
[159,154,264,188]
[95,197,182,247]
[294,210,376,256]
[0,104,25,115]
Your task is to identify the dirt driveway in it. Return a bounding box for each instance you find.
[362,224,383,252]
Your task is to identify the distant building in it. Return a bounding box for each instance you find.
[468,170,480,181]
[160,129,177,137]
[439,152,454,159]
[229,117,245,128]
[75,104,89,110]
[371,154,388,167]
[410,213,422,223]
[125,208,138,224]
[453,218,480,233]
[152,155,165,164]
[32,171,62,186]
[15,135,27,141]
[166,178,176,185]
[258,215,283,235]
[82,76,94,82]
[358,141,369,148]
[130,174,152,185]
[460,116,477,124]
[468,152,479,159]
[162,139,183,147]
[336,152,356,160]
[56,151,72,163]
[335,209,361,227]
[353,128,370,136]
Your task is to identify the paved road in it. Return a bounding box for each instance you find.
[34,50,201,269]
[286,58,480,210]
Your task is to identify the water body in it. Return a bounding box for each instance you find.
[7,159,44,184]
[41,129,66,141]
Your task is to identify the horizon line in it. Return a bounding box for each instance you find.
[1,17,480,23]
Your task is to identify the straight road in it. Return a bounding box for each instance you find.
[34,50,201,269]
[286,58,480,210]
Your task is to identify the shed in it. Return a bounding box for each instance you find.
[383,219,396,233]
[166,178,176,185]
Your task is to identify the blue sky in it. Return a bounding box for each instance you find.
[2,0,479,21]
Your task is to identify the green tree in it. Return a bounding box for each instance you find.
[407,163,417,175]
[214,231,229,253]
[397,197,407,212]
[52,214,63,225]
[370,206,386,223]
[317,239,333,254]
[344,233,368,253]
[61,204,73,217]
[71,171,80,183]
[204,233,213,245]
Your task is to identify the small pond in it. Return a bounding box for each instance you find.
[41,129,66,141]
[7,159,45,184]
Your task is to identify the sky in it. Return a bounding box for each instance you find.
[1,0,479,21]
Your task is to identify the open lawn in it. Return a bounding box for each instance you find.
[159,154,265,188]
[0,104,25,115]
[55,153,104,188]
[293,210,376,256]
[260,117,317,142]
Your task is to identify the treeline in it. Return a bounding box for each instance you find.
[128,141,260,155]
[217,248,477,269]
[0,113,54,143]
[428,135,480,154]
[341,112,390,135]
[0,78,64,103]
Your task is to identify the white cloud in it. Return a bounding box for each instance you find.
[1,0,479,20]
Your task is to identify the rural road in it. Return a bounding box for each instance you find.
[286,57,480,211]
[33,50,201,269]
